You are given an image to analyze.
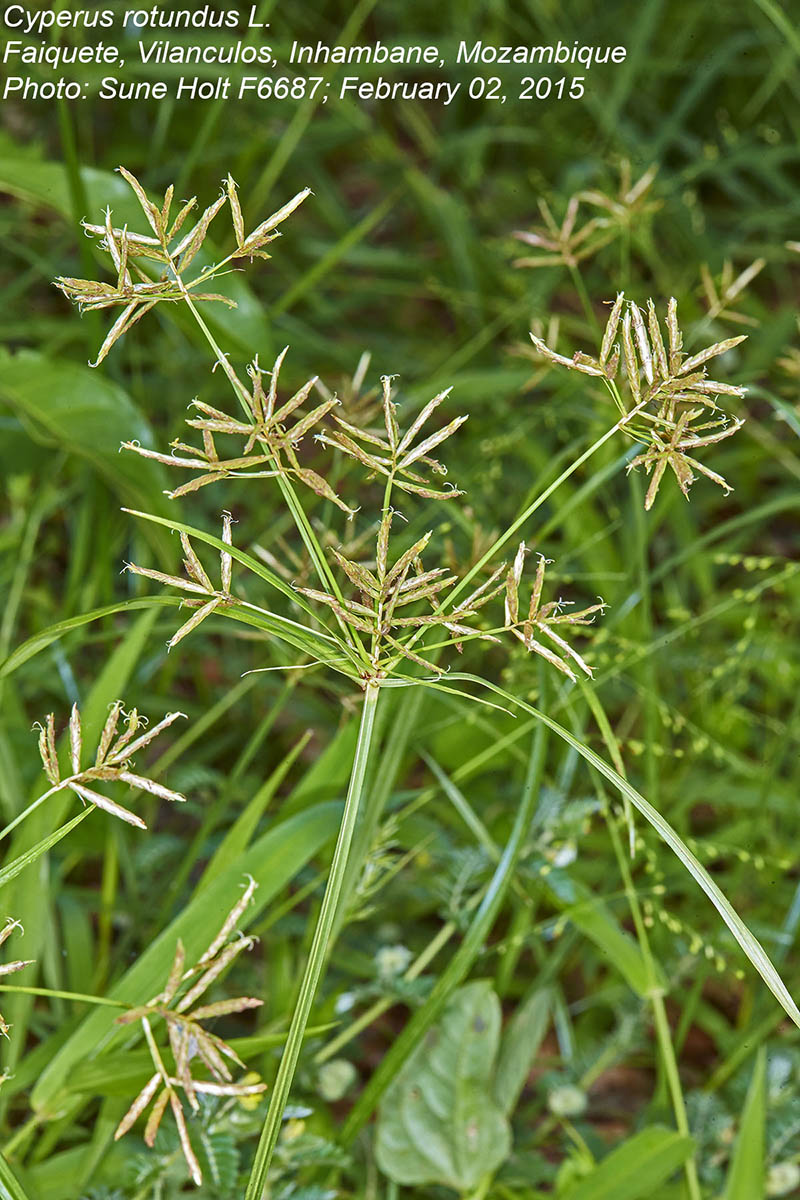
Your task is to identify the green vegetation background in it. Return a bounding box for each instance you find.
[1,0,799,1197]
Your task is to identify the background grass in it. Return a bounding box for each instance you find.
[1,1,800,1196]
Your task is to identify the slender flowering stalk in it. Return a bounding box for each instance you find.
[245,684,380,1199]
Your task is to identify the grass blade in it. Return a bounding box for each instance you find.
[449,674,800,1030]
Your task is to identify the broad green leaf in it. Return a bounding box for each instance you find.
[375,981,511,1191]
[493,986,551,1115]
[561,1127,695,1200]
[0,348,172,562]
[723,1048,765,1200]
[448,675,800,1031]
[0,414,49,476]
[32,800,341,1114]
[25,1143,127,1200]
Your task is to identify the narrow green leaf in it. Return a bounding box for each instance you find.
[493,986,551,1116]
[426,752,652,997]
[0,809,91,890]
[543,871,655,998]
[723,1048,766,1200]
[0,1150,34,1200]
[0,598,177,682]
[561,1127,695,1200]
[449,674,800,1030]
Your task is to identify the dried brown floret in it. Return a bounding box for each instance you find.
[124,347,353,514]
[529,293,747,508]
[504,545,606,680]
[700,257,765,326]
[514,162,659,272]
[114,878,266,1184]
[297,510,504,681]
[125,513,239,650]
[0,919,34,1038]
[32,702,186,829]
[317,376,467,501]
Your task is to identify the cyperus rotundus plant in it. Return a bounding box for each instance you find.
[55,167,800,1200]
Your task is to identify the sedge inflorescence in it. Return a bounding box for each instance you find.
[59,168,608,690]
[114,878,266,1186]
[530,292,747,510]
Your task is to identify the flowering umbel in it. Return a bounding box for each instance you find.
[530,294,747,509]
[124,348,351,514]
[55,168,310,367]
[114,878,266,1184]
[504,544,606,680]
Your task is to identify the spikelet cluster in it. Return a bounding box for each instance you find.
[0,919,33,1038]
[125,348,350,513]
[34,702,186,829]
[315,375,468,502]
[513,162,659,270]
[114,878,266,1184]
[55,168,310,365]
[299,512,506,679]
[700,257,765,326]
[504,544,606,680]
[530,294,747,509]
[125,513,239,651]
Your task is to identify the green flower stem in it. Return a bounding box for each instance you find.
[245,682,381,1199]
[444,394,652,613]
[606,814,702,1200]
[0,788,60,843]
[169,262,365,652]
